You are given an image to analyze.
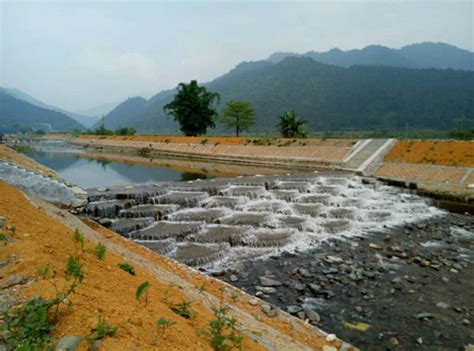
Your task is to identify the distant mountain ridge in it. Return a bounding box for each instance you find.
[93,97,149,129]
[267,42,474,71]
[84,42,474,134]
[0,87,99,128]
[0,91,84,133]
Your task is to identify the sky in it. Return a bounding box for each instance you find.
[1,0,473,113]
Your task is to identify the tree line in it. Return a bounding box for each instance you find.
[163,80,308,138]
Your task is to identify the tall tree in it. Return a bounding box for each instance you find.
[219,100,255,137]
[277,111,308,138]
[163,80,220,136]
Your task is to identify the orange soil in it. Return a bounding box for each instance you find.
[59,134,354,147]
[0,183,337,350]
[0,144,56,178]
[384,140,474,167]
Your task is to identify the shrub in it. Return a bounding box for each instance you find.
[156,318,176,339]
[171,300,196,319]
[94,242,106,260]
[136,281,151,306]
[73,229,85,251]
[87,316,117,346]
[118,263,136,276]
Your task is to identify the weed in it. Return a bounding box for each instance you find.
[156,318,176,339]
[94,242,106,260]
[164,139,170,143]
[0,232,8,242]
[2,297,55,350]
[136,281,151,306]
[201,138,209,145]
[87,316,117,346]
[3,256,85,349]
[73,228,85,251]
[171,300,196,319]
[37,266,50,280]
[118,262,136,276]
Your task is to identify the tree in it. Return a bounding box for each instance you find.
[277,111,308,138]
[163,80,220,136]
[219,100,255,137]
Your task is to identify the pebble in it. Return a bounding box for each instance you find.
[436,302,449,309]
[308,283,322,294]
[414,312,434,320]
[255,286,276,294]
[462,319,470,326]
[287,305,302,314]
[261,304,278,317]
[248,299,259,306]
[259,276,282,287]
[369,243,381,250]
[229,274,239,282]
[325,334,337,342]
[54,335,82,351]
[389,337,399,345]
[417,337,423,345]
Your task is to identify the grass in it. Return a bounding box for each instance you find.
[156,318,176,340]
[170,300,196,319]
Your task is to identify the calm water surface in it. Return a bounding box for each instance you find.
[26,151,209,188]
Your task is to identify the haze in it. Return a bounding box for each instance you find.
[1,0,472,113]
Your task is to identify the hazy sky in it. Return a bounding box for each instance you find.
[1,0,472,112]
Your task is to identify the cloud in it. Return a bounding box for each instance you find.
[76,48,158,81]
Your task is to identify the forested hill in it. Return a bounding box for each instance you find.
[0,92,84,133]
[101,57,474,134]
[267,42,474,71]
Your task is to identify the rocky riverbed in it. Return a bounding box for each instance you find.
[217,214,474,350]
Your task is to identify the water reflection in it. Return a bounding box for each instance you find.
[26,151,209,188]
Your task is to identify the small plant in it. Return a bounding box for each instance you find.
[87,316,117,346]
[136,281,151,306]
[118,262,136,276]
[201,138,209,145]
[2,297,55,350]
[171,300,196,319]
[37,265,50,280]
[94,242,106,260]
[73,228,85,251]
[156,318,176,339]
[0,232,8,242]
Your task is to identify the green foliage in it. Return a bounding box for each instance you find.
[115,127,136,136]
[73,228,85,251]
[219,100,256,137]
[209,305,243,351]
[201,138,209,145]
[2,297,55,350]
[65,256,84,283]
[3,256,85,349]
[450,128,474,140]
[163,80,220,136]
[87,316,117,346]
[135,281,151,306]
[37,266,50,280]
[277,111,308,138]
[156,318,176,338]
[171,300,196,319]
[94,242,106,260]
[0,232,8,242]
[118,262,136,276]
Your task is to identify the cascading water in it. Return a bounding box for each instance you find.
[85,173,445,270]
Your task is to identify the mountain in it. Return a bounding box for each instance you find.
[101,56,474,134]
[93,97,149,129]
[78,101,121,119]
[0,91,84,133]
[0,87,99,128]
[267,42,474,71]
